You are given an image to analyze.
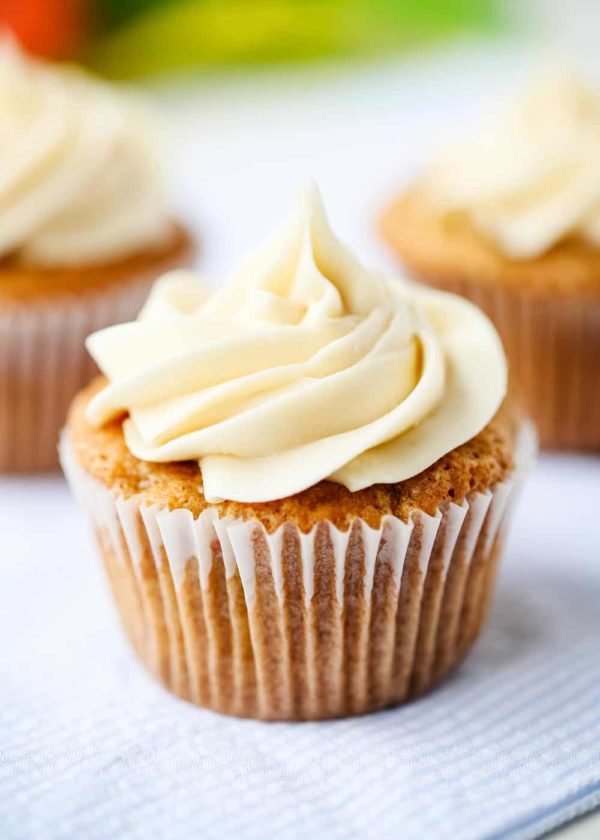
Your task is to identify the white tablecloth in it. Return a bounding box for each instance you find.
[1,455,599,840]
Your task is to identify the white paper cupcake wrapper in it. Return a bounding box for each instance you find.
[425,279,600,450]
[60,421,535,721]
[0,279,153,472]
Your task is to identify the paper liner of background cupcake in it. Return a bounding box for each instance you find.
[60,422,535,721]
[1,277,152,473]
[412,282,599,451]
[0,231,194,474]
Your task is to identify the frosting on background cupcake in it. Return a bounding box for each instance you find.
[0,39,171,267]
[85,185,506,503]
[425,69,600,258]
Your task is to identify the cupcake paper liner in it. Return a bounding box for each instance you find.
[425,279,600,450]
[0,278,155,473]
[60,423,535,721]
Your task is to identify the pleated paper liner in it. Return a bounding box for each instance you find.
[415,278,599,450]
[0,224,197,473]
[60,423,535,721]
[0,278,155,473]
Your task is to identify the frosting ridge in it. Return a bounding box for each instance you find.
[425,69,600,258]
[86,184,507,502]
[0,39,171,266]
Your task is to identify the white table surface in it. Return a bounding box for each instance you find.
[1,38,599,838]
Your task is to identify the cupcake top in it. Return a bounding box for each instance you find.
[424,69,600,259]
[85,185,506,503]
[0,39,171,267]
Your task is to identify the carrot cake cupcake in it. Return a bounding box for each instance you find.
[380,69,600,449]
[0,39,194,472]
[61,185,533,721]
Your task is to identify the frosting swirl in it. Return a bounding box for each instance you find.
[86,185,507,503]
[425,70,600,258]
[0,39,171,266]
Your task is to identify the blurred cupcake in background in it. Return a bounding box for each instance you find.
[0,38,194,472]
[380,68,600,450]
[61,185,533,721]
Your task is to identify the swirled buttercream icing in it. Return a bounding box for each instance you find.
[85,184,507,503]
[424,70,600,258]
[0,39,171,266]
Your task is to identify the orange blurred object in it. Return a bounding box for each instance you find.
[0,0,88,59]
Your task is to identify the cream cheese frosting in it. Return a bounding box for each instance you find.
[0,39,171,267]
[424,69,600,258]
[85,184,507,503]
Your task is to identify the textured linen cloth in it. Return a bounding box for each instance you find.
[1,455,599,840]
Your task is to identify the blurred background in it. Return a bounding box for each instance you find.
[2,0,505,74]
[2,0,600,274]
[4,1,599,78]
[4,0,600,76]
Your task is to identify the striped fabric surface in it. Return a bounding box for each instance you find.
[1,454,599,840]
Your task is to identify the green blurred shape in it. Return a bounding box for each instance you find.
[90,0,503,79]
[97,0,170,29]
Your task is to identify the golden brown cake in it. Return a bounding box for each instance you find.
[69,377,518,531]
[0,42,196,471]
[379,72,600,450]
[0,223,192,305]
[63,377,527,720]
[381,190,600,299]
[62,186,532,720]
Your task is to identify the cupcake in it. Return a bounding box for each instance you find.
[380,69,600,450]
[0,40,194,472]
[61,185,533,721]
